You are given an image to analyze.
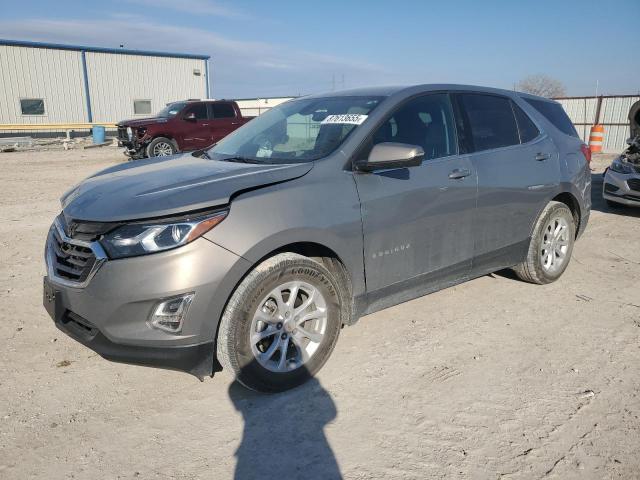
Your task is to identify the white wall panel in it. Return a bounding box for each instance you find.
[85,52,207,122]
[0,45,87,123]
[234,97,294,117]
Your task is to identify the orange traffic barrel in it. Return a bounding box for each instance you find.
[589,125,604,153]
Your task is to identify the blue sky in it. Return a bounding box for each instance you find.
[1,0,639,98]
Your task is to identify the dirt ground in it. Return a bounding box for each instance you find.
[0,147,638,480]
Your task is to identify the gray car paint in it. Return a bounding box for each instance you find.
[46,83,591,377]
[61,154,313,222]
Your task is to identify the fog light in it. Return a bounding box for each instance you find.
[149,293,194,333]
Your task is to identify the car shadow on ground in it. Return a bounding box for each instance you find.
[228,365,342,480]
[590,171,640,217]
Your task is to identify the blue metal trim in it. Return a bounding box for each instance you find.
[80,51,93,123]
[0,38,210,60]
[205,59,210,99]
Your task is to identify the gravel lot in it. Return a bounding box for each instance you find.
[1,147,639,479]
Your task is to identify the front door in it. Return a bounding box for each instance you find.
[353,93,477,294]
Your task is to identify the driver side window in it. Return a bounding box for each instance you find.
[373,94,457,160]
[185,103,207,120]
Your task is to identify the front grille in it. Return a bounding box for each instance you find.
[50,227,97,283]
[627,178,640,192]
[62,311,98,339]
[117,125,129,142]
[604,183,619,193]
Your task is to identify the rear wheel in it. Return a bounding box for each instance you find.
[513,201,575,284]
[216,253,343,393]
[146,137,176,157]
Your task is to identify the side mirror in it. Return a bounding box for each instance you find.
[356,142,424,172]
[184,112,197,121]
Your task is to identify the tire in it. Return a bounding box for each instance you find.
[146,137,177,157]
[513,201,576,284]
[217,253,343,393]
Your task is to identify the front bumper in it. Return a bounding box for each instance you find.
[43,231,251,378]
[602,168,640,207]
[118,138,147,158]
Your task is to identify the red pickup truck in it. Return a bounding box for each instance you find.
[117,99,253,159]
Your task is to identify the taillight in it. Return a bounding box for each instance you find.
[580,144,592,164]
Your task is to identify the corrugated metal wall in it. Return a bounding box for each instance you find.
[0,45,88,123]
[556,96,640,153]
[234,97,294,117]
[86,52,207,122]
[0,44,207,125]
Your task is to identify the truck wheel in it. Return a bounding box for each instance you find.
[146,137,177,157]
[513,201,575,284]
[217,253,342,393]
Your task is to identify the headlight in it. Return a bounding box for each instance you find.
[137,127,147,137]
[101,211,227,259]
[609,158,635,174]
[126,127,133,140]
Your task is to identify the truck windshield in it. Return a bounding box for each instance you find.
[208,96,383,163]
[158,102,187,118]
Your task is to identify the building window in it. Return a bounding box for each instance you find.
[20,98,45,115]
[134,100,152,115]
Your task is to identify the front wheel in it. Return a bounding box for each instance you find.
[217,253,343,393]
[513,201,576,284]
[146,137,177,157]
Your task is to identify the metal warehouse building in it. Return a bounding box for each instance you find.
[0,39,210,127]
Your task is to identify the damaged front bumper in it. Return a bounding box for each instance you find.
[118,139,148,159]
[603,167,640,207]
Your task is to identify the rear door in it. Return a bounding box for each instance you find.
[453,93,560,273]
[354,93,477,293]
[179,103,212,150]
[208,102,240,143]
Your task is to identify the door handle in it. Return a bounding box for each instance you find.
[448,168,471,180]
[202,123,209,126]
[535,152,551,161]
[231,122,240,126]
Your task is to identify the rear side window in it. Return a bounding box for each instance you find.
[512,103,540,143]
[523,98,578,137]
[210,103,236,119]
[457,94,520,152]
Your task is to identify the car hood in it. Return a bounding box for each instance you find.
[61,154,313,222]
[118,117,169,127]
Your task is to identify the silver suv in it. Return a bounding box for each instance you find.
[43,85,591,392]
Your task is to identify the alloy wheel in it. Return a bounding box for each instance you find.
[152,142,174,156]
[540,216,570,274]
[250,281,327,373]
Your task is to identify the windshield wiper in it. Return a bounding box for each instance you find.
[220,156,264,164]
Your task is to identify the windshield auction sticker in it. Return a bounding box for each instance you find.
[321,114,368,125]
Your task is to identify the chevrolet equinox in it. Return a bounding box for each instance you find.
[43,85,591,392]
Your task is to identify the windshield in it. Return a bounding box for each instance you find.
[157,102,187,118]
[208,96,383,163]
